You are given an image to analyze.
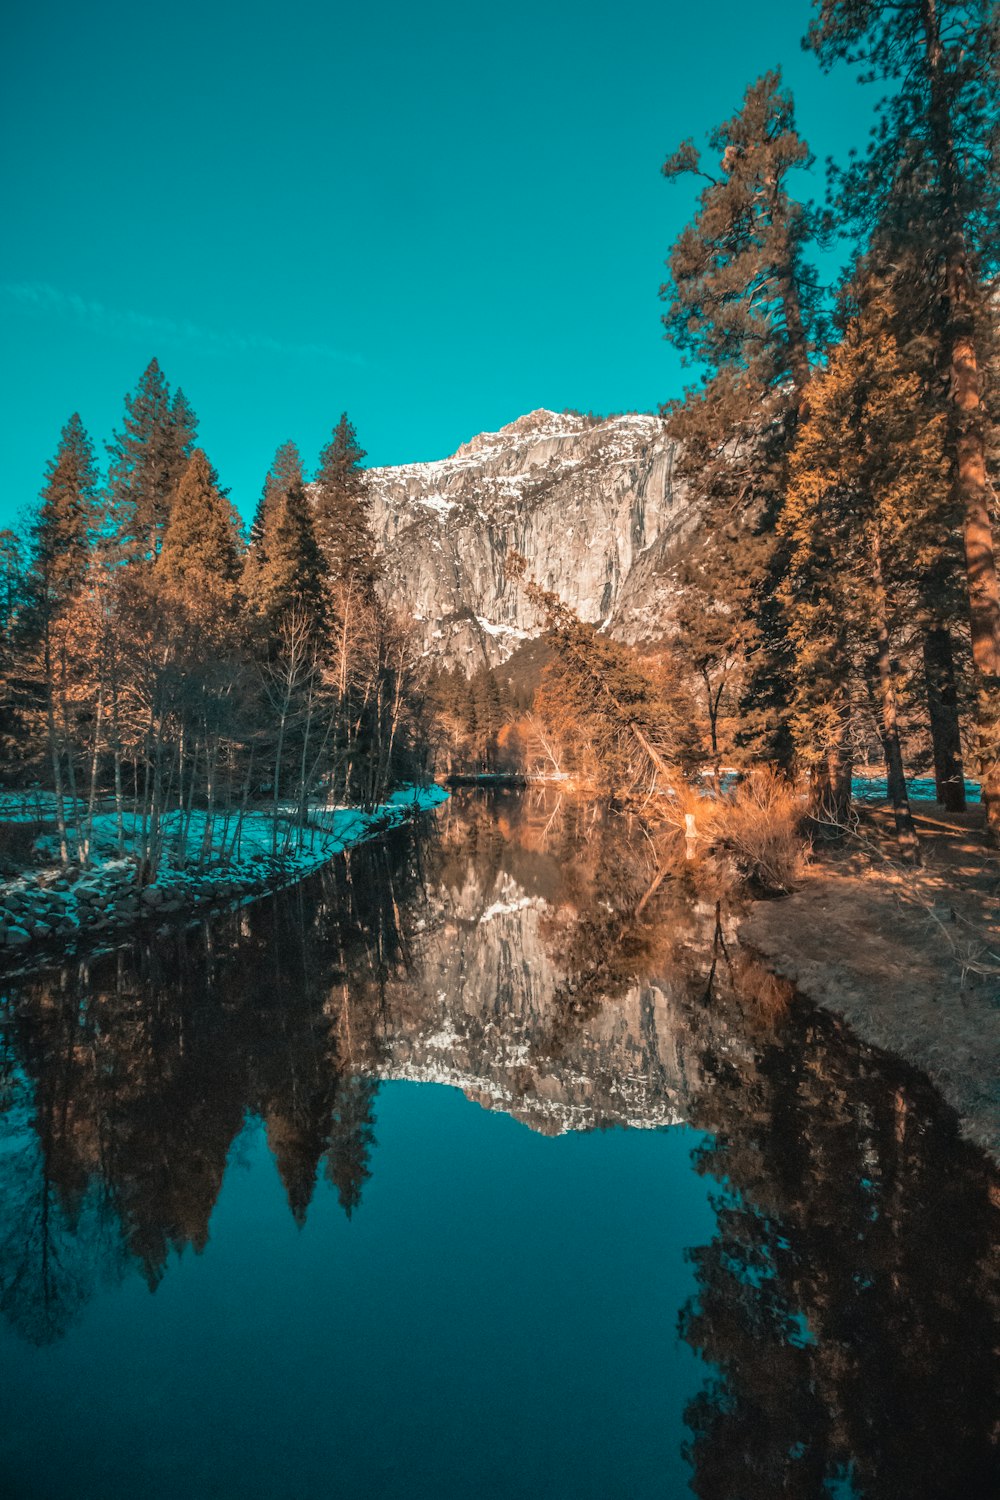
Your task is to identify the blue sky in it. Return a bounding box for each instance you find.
[2,0,871,528]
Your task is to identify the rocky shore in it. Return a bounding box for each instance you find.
[0,787,449,965]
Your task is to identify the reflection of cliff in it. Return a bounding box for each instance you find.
[370,798,703,1134]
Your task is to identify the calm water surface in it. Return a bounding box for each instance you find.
[1,790,998,1499]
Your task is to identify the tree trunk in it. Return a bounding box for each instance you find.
[57,640,83,859]
[108,648,125,855]
[82,681,104,868]
[810,733,853,830]
[922,622,966,811]
[872,537,920,863]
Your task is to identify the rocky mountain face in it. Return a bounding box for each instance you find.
[366,409,698,672]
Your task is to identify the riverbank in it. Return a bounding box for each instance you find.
[0,785,449,964]
[741,804,1000,1158]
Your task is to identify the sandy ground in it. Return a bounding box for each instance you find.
[741,805,1000,1158]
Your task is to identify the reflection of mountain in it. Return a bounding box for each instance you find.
[2,792,1000,1496]
[372,805,700,1134]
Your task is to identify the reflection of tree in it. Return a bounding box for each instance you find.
[324,1075,378,1218]
[0,825,420,1338]
[0,785,999,1500]
[679,987,1000,1499]
[0,1068,127,1344]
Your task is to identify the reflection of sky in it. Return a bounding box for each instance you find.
[0,1089,715,1499]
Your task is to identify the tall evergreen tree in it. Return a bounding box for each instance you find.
[20,416,100,863]
[245,480,328,633]
[806,0,1000,829]
[157,449,244,613]
[0,529,26,774]
[248,441,305,550]
[661,71,816,414]
[31,413,98,613]
[660,72,825,797]
[313,413,379,593]
[0,530,23,636]
[781,274,947,857]
[106,359,198,563]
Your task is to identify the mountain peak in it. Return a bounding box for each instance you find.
[453,408,589,460]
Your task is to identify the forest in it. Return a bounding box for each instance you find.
[0,0,997,905]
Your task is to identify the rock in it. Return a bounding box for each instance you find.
[4,927,31,947]
[362,409,698,675]
[31,922,51,940]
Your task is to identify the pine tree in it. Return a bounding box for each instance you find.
[107,358,199,563]
[671,544,755,783]
[245,480,328,634]
[471,667,505,771]
[169,388,199,469]
[806,0,1000,830]
[20,417,100,863]
[661,72,816,413]
[31,413,98,614]
[0,530,23,636]
[156,449,244,616]
[314,413,379,593]
[0,529,25,771]
[660,72,823,793]
[248,441,304,550]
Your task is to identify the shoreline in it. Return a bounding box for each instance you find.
[740,806,1000,1161]
[0,785,449,970]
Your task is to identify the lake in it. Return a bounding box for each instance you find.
[1,789,998,1499]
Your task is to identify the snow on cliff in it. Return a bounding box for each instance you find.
[365,410,698,672]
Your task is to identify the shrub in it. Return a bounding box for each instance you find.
[715,767,805,895]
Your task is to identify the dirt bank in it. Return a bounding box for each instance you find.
[741,806,1000,1157]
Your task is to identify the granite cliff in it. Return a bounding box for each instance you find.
[366,408,697,671]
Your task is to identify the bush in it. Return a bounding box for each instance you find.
[716,767,805,895]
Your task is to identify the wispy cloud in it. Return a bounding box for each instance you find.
[0,281,366,366]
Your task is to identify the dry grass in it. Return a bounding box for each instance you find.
[660,767,807,896]
[742,803,1000,1157]
[716,767,806,896]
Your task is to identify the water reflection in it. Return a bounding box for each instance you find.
[1,788,999,1496]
